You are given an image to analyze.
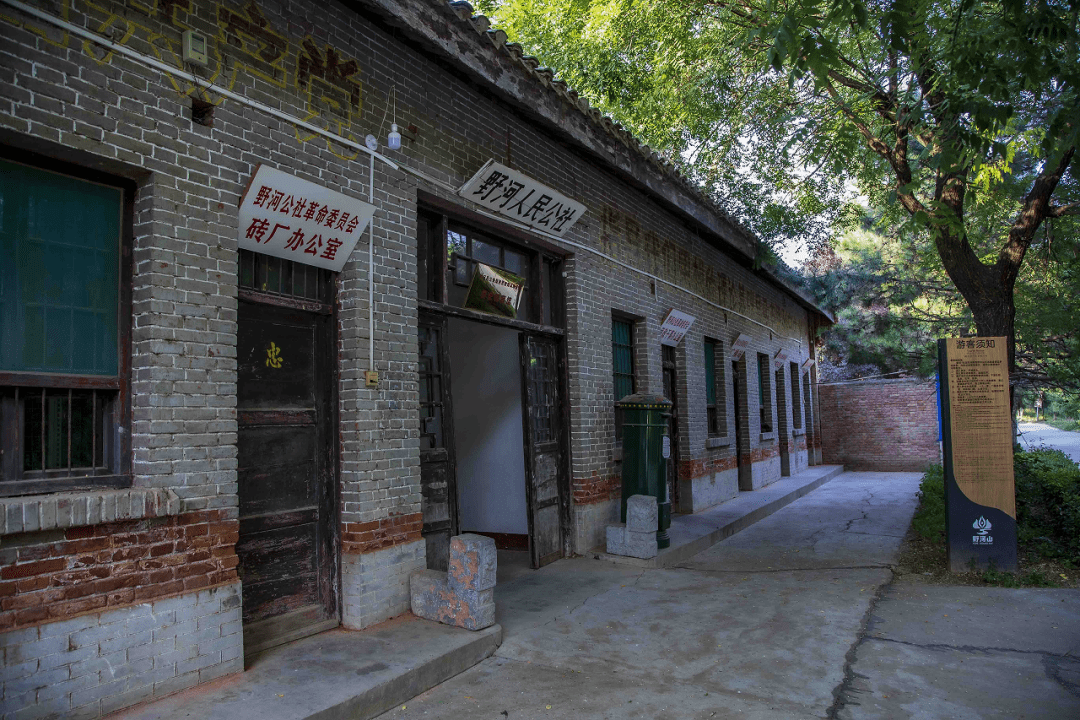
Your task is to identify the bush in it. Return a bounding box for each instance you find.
[1014,448,1080,562]
[914,449,1080,563]
[912,464,946,543]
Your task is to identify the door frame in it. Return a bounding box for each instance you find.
[236,283,340,656]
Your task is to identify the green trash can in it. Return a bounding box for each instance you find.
[618,392,672,549]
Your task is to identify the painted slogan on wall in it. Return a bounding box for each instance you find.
[0,0,368,159]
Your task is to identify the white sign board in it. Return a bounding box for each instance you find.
[801,357,815,372]
[238,164,375,272]
[731,334,753,361]
[773,348,790,371]
[458,160,586,237]
[659,309,695,347]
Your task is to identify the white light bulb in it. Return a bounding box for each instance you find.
[387,123,401,150]
[365,134,378,151]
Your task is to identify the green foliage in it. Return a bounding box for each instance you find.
[479,0,1080,380]
[912,464,946,542]
[915,449,1080,567]
[1014,448,1080,562]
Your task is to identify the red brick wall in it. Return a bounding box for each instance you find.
[573,473,621,505]
[341,512,423,554]
[819,379,940,471]
[0,510,239,631]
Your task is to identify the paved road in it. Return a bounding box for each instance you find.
[374,470,1080,719]
[1017,421,1080,463]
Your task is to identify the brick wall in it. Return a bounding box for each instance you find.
[819,379,940,471]
[0,511,238,632]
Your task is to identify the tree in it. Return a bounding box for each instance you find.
[476,0,1079,375]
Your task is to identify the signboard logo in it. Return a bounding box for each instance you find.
[972,516,993,545]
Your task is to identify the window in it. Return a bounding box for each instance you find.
[612,316,636,439]
[790,362,802,430]
[416,201,564,328]
[757,352,773,433]
[704,338,727,437]
[0,156,132,495]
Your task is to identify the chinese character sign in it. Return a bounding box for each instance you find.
[659,310,695,347]
[238,164,375,272]
[458,160,586,237]
[938,337,1017,571]
[463,263,525,319]
[773,348,790,371]
[730,334,753,361]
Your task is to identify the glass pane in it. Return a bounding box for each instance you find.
[0,159,121,375]
[448,231,468,286]
[240,249,254,288]
[504,249,527,277]
[704,341,716,405]
[472,238,500,266]
[70,391,94,468]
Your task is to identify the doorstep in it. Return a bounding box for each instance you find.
[590,465,845,568]
[107,617,502,720]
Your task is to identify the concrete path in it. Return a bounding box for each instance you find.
[373,471,924,719]
[1017,421,1080,463]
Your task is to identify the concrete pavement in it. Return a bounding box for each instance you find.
[1018,421,1080,463]
[374,471,924,719]
[374,470,1080,719]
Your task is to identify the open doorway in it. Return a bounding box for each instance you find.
[416,197,570,571]
[448,319,529,548]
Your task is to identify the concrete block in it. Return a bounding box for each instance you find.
[626,494,657,534]
[624,530,658,559]
[448,533,497,593]
[410,564,496,632]
[605,524,628,556]
[409,569,449,621]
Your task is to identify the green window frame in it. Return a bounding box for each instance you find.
[757,352,773,434]
[0,154,132,496]
[612,316,635,439]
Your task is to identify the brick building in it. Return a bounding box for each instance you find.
[0,0,831,715]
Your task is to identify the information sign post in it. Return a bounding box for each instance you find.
[937,338,1018,572]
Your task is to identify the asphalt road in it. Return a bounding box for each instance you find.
[1017,421,1080,463]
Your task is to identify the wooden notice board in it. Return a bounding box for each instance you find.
[938,337,1017,571]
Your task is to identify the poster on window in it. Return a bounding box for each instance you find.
[463,262,525,319]
[238,164,375,272]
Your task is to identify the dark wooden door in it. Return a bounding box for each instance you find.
[520,334,567,568]
[237,300,337,655]
[418,312,458,571]
[662,345,680,511]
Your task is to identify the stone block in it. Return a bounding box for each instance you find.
[626,494,657,534]
[624,530,658,559]
[448,533,497,593]
[605,524,627,555]
[409,569,495,631]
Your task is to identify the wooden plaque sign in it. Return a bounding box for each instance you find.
[937,337,1017,571]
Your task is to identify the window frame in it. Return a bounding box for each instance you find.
[611,313,638,440]
[757,352,774,434]
[704,337,728,438]
[0,149,134,496]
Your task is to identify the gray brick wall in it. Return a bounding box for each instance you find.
[341,540,425,631]
[0,583,242,719]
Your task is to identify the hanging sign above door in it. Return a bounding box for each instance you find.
[773,347,791,371]
[659,309,695,347]
[458,160,586,237]
[238,164,375,272]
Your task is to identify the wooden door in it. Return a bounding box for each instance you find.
[418,312,458,571]
[662,345,680,511]
[237,300,337,655]
[520,334,567,568]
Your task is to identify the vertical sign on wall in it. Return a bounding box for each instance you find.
[937,338,1017,572]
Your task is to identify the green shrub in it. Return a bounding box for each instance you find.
[1014,448,1080,562]
[912,464,946,543]
[913,449,1080,563]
